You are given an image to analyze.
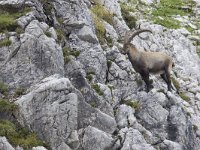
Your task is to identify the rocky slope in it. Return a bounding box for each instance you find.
[0,0,200,150]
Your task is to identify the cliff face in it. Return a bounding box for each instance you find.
[0,0,200,150]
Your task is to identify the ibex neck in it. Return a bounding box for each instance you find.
[127,46,141,60]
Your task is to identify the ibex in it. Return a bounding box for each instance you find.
[121,29,174,92]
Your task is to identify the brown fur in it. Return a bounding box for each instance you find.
[122,29,174,92]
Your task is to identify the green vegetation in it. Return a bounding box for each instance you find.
[91,3,114,45]
[91,83,104,96]
[120,3,137,29]
[107,60,112,69]
[44,31,52,37]
[0,7,31,33]
[152,0,194,29]
[124,100,140,110]
[122,99,140,110]
[62,47,80,64]
[193,124,198,132]
[0,39,12,48]
[171,77,180,91]
[56,28,65,42]
[0,81,8,96]
[91,3,113,25]
[197,47,200,57]
[14,88,26,97]
[179,92,191,103]
[157,89,165,93]
[89,101,98,108]
[0,120,46,150]
[86,71,95,82]
[57,17,64,25]
[92,14,106,44]
[0,99,18,113]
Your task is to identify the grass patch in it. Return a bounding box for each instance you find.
[92,14,106,44]
[0,81,8,96]
[91,3,113,25]
[91,83,104,96]
[152,16,181,29]
[14,88,26,97]
[0,99,18,113]
[44,31,52,37]
[0,120,47,150]
[171,77,180,91]
[120,3,137,29]
[151,0,194,29]
[0,7,31,33]
[0,39,12,48]
[179,92,190,103]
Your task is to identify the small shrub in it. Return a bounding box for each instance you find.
[0,81,8,95]
[44,31,52,37]
[62,47,71,64]
[91,3,113,25]
[0,99,18,113]
[197,47,200,57]
[124,100,140,110]
[179,92,190,103]
[157,89,165,93]
[0,120,46,150]
[89,101,98,108]
[70,51,80,58]
[0,39,12,48]
[91,84,104,96]
[56,28,65,42]
[14,88,26,97]
[171,77,180,91]
[86,72,95,82]
[57,17,64,25]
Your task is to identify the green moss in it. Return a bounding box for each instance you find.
[70,51,80,58]
[91,3,113,25]
[57,17,64,25]
[179,92,190,103]
[171,77,180,91]
[0,39,12,48]
[124,100,140,110]
[44,31,52,37]
[0,81,8,96]
[14,88,26,97]
[0,120,46,150]
[91,84,104,96]
[120,3,137,29]
[0,99,18,113]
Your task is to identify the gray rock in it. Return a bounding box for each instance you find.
[0,136,15,150]
[32,146,47,150]
[77,26,98,43]
[119,128,156,150]
[78,126,118,150]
